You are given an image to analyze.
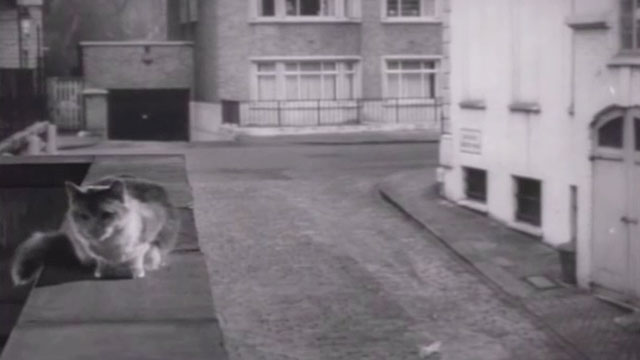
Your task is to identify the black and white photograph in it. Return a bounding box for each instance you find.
[1,0,640,359]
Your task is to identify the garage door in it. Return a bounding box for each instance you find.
[108,89,189,141]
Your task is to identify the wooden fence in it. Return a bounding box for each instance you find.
[47,77,84,132]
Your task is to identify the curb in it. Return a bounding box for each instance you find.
[377,183,588,360]
[222,123,438,137]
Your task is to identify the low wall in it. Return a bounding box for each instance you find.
[0,157,91,353]
[0,155,228,360]
[190,101,223,141]
[80,41,193,90]
[237,99,442,129]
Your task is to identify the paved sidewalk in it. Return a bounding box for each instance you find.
[378,169,640,360]
[237,129,439,146]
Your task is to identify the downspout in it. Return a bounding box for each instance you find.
[569,0,576,117]
[16,6,24,68]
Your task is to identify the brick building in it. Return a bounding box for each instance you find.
[0,0,45,138]
[439,0,640,303]
[45,0,444,140]
[0,0,42,69]
[191,0,445,128]
[49,0,198,141]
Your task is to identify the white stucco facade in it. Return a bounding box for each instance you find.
[440,0,640,294]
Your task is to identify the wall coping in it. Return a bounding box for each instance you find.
[79,41,194,47]
[17,0,43,6]
[0,155,228,360]
[82,88,108,96]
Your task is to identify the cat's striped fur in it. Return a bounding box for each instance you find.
[11,175,180,285]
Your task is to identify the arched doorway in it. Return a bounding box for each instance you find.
[591,106,640,299]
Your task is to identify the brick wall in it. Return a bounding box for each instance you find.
[195,0,442,102]
[0,5,42,69]
[81,43,193,90]
[44,0,169,76]
[360,2,442,98]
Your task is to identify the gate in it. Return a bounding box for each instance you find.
[47,77,84,132]
[591,106,640,301]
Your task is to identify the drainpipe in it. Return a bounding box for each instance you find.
[569,0,576,117]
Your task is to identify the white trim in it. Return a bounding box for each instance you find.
[249,18,361,24]
[382,55,443,61]
[381,0,441,22]
[381,18,442,24]
[250,57,362,101]
[250,55,362,61]
[381,55,441,99]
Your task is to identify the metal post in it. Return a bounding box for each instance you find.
[434,98,439,131]
[317,99,321,126]
[46,123,57,154]
[26,134,41,155]
[396,98,400,124]
[277,100,282,127]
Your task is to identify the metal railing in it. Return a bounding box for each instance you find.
[47,77,85,132]
[222,97,443,129]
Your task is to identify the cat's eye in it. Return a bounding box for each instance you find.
[74,212,90,221]
[100,211,114,220]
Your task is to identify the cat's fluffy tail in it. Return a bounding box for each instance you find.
[11,231,69,286]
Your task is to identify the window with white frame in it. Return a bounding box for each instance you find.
[254,60,359,101]
[384,59,438,99]
[620,0,640,51]
[384,0,437,19]
[256,0,360,19]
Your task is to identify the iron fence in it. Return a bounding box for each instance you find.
[47,77,85,132]
[222,97,443,129]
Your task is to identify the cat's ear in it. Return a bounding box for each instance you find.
[65,181,82,202]
[109,180,125,200]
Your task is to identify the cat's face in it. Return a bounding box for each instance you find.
[65,180,129,242]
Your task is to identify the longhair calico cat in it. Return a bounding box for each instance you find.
[11,175,180,285]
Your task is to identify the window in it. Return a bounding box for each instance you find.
[384,59,438,99]
[620,0,640,51]
[597,116,624,149]
[464,167,487,203]
[515,177,542,227]
[256,0,360,19]
[253,60,359,100]
[384,0,437,19]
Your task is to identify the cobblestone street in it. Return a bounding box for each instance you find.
[186,140,577,360]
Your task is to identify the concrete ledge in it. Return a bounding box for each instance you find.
[565,14,609,30]
[459,99,487,110]
[2,322,226,360]
[0,155,228,360]
[21,253,214,323]
[226,123,438,137]
[509,102,541,114]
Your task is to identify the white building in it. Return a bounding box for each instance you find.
[439,0,640,303]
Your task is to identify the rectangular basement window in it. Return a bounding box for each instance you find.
[464,167,487,203]
[514,176,542,226]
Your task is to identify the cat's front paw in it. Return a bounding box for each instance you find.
[133,268,146,279]
[93,268,103,278]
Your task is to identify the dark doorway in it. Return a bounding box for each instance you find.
[108,89,189,141]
